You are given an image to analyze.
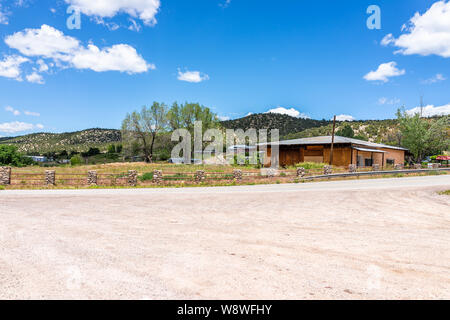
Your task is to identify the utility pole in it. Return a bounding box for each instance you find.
[329,115,336,165]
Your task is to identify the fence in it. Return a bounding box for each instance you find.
[0,164,448,188]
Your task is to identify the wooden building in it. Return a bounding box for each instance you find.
[263,136,407,167]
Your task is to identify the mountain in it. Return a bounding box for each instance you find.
[0,128,121,154]
[221,113,330,137]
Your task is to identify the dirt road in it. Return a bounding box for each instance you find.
[1,176,449,299]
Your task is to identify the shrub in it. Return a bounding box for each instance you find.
[0,185,5,190]
[0,145,34,167]
[70,155,83,166]
[139,172,154,181]
[295,162,327,170]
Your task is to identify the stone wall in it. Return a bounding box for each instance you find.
[128,170,138,186]
[348,164,357,173]
[87,171,98,185]
[324,165,332,175]
[195,170,206,182]
[296,167,305,178]
[153,170,163,184]
[233,169,243,181]
[372,164,380,171]
[0,167,11,185]
[45,170,56,186]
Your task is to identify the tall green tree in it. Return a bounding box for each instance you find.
[396,109,449,162]
[122,102,169,163]
[0,145,34,167]
[167,102,219,132]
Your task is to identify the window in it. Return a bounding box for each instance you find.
[386,159,395,165]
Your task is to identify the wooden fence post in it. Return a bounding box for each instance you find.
[0,167,11,185]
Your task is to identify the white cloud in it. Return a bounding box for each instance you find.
[422,73,446,84]
[0,121,43,133]
[65,0,161,26]
[5,25,80,59]
[177,70,209,83]
[26,72,44,84]
[406,104,450,117]
[5,106,20,116]
[24,110,40,117]
[364,62,405,83]
[378,97,401,105]
[381,1,450,58]
[245,112,253,117]
[0,55,29,81]
[335,114,355,121]
[4,25,153,77]
[266,107,310,119]
[36,59,49,72]
[71,44,153,73]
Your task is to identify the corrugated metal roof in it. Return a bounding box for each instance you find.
[259,136,408,151]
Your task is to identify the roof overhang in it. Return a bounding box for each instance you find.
[353,147,387,153]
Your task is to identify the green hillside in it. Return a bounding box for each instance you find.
[221,113,330,137]
[0,128,121,154]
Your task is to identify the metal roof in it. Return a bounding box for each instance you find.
[353,147,387,153]
[259,136,408,151]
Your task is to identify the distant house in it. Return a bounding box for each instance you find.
[262,136,407,167]
[28,156,49,163]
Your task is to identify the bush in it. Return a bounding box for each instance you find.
[70,155,83,166]
[0,185,5,190]
[139,172,154,181]
[0,145,34,167]
[295,162,327,170]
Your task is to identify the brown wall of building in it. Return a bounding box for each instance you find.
[267,144,405,167]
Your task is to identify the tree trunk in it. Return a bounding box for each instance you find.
[149,133,156,163]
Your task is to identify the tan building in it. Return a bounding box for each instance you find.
[264,136,407,167]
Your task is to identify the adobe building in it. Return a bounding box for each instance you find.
[264,136,407,167]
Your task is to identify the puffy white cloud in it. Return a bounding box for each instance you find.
[422,73,446,84]
[0,121,43,133]
[5,25,80,59]
[335,114,355,121]
[4,25,153,77]
[382,1,450,58]
[364,62,405,82]
[217,115,230,121]
[378,97,401,105]
[65,0,160,26]
[71,44,154,73]
[266,107,310,119]
[177,70,209,83]
[5,106,20,116]
[26,72,44,84]
[406,104,450,117]
[0,55,29,81]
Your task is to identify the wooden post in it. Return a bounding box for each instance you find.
[329,115,336,165]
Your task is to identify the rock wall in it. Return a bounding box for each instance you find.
[0,167,11,185]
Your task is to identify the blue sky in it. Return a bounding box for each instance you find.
[0,0,449,136]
